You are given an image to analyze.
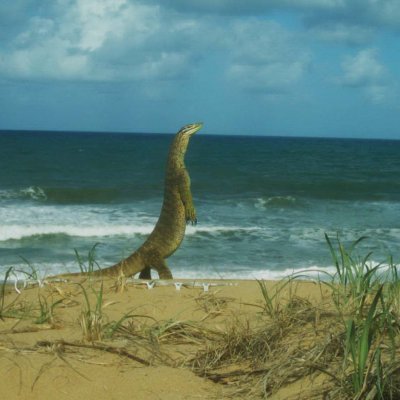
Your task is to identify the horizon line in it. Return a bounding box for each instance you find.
[0,128,399,142]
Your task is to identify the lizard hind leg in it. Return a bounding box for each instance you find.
[139,251,173,280]
[155,259,173,280]
[138,263,172,280]
[138,267,152,280]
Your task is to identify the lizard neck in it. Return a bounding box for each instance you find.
[166,132,190,172]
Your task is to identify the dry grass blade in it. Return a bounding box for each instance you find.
[195,291,234,315]
[31,357,57,390]
[77,281,105,342]
[36,340,151,366]
[29,340,92,391]
[190,318,281,375]
[189,283,348,398]
[203,367,270,383]
[148,319,221,345]
[0,267,21,320]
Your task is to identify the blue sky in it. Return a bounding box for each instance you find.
[1,0,400,138]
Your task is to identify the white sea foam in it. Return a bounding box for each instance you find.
[21,186,47,200]
[255,196,300,209]
[0,224,155,241]
[186,225,262,235]
[171,265,336,280]
[0,223,263,241]
[1,209,397,245]
[0,262,87,283]
[0,263,337,282]
[0,186,47,201]
[2,187,399,279]
[2,260,397,283]
[0,202,154,240]
[0,199,265,241]
[169,262,397,281]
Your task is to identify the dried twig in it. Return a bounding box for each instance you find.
[36,340,151,366]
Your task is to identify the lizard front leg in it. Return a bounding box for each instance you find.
[178,170,197,225]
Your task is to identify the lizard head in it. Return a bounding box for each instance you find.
[171,122,203,163]
[179,122,203,137]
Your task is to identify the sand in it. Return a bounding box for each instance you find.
[0,277,330,399]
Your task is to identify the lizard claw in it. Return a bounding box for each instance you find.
[185,206,197,225]
[186,217,197,226]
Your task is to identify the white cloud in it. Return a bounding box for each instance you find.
[0,0,310,97]
[0,0,194,82]
[133,52,190,80]
[226,21,310,93]
[140,0,400,29]
[4,0,397,102]
[340,48,386,87]
[309,22,373,45]
[228,62,306,93]
[67,0,159,52]
[289,0,400,30]
[302,0,400,44]
[365,85,389,103]
[14,17,56,46]
[136,1,400,50]
[364,0,400,28]
[71,0,129,51]
[1,42,90,80]
[279,0,346,11]
[339,48,391,103]
[140,0,346,15]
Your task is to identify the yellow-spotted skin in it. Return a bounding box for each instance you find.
[56,123,202,280]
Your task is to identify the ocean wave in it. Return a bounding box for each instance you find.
[0,223,262,241]
[0,263,339,282]
[0,262,79,281]
[187,225,261,236]
[0,186,47,201]
[43,187,127,204]
[173,262,396,280]
[172,265,338,280]
[0,185,157,205]
[2,221,398,244]
[0,224,155,241]
[2,259,397,283]
[4,263,390,282]
[255,196,305,209]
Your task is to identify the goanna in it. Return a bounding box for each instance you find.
[59,122,202,280]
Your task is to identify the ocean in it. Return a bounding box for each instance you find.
[1,130,399,280]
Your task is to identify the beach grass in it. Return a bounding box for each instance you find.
[77,281,105,342]
[35,294,63,325]
[0,267,15,320]
[75,243,101,276]
[0,234,399,399]
[185,235,400,399]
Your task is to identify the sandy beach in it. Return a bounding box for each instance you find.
[1,272,399,400]
[1,277,331,400]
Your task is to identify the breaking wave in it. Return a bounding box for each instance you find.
[5,263,394,282]
[0,223,262,242]
[0,186,47,201]
[0,224,154,241]
[255,196,306,209]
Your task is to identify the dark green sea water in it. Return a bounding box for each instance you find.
[0,130,399,279]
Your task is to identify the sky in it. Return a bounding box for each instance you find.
[1,0,400,138]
